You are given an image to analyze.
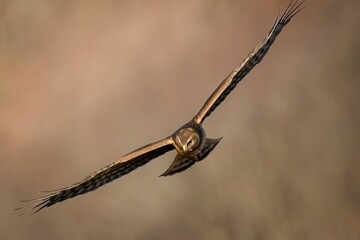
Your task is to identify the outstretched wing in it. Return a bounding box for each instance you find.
[193,0,304,124]
[17,137,175,215]
[160,138,222,176]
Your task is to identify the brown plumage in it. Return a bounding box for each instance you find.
[16,0,303,215]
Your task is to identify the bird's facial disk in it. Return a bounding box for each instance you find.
[176,128,200,153]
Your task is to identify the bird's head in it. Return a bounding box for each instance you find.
[174,127,204,156]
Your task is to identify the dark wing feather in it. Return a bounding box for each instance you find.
[160,138,222,177]
[193,0,304,124]
[17,137,175,215]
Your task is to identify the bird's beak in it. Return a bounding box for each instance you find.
[182,145,188,153]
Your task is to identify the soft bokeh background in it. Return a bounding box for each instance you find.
[1,0,359,239]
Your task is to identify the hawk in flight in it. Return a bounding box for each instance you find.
[17,0,304,215]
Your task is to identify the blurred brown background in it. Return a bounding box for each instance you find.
[1,0,359,239]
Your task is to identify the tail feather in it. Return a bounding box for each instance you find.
[160,137,222,177]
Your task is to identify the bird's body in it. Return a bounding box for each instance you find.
[17,0,304,215]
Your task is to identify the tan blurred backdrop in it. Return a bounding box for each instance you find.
[1,0,359,239]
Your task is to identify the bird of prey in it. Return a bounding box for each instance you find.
[17,0,303,215]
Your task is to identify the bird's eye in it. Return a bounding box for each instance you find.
[187,139,194,147]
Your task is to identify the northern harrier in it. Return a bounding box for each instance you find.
[17,0,303,214]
